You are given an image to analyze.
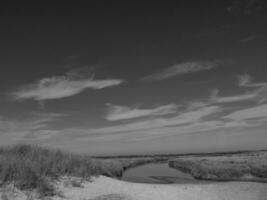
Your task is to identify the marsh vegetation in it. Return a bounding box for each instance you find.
[169,151,267,182]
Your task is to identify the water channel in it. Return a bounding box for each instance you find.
[121,162,199,184]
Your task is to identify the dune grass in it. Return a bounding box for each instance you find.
[0,144,124,196]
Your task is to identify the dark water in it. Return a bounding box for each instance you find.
[121,162,197,184]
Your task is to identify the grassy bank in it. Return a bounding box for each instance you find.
[0,144,125,196]
[0,144,167,197]
[168,151,267,182]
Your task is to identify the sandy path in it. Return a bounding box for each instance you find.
[52,176,267,200]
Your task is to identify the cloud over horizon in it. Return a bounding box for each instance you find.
[0,112,66,145]
[141,61,222,81]
[10,72,124,101]
[67,102,267,144]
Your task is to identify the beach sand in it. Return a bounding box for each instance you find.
[1,175,267,200]
[56,176,267,200]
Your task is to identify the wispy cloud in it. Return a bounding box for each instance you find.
[209,88,257,103]
[69,103,266,143]
[0,112,66,144]
[209,74,267,104]
[92,105,221,134]
[3,105,221,143]
[105,104,179,121]
[224,104,267,122]
[3,104,266,153]
[11,71,124,101]
[0,112,65,131]
[239,35,259,43]
[141,61,221,81]
[237,74,252,86]
[237,74,267,103]
[227,0,264,15]
[67,105,253,143]
[237,74,267,88]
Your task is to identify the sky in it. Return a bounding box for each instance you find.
[0,1,267,155]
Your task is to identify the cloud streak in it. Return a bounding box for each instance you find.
[227,0,264,15]
[209,74,267,104]
[238,74,267,88]
[70,103,267,143]
[209,88,257,103]
[142,61,221,81]
[237,74,267,103]
[224,104,267,121]
[0,112,66,145]
[93,105,221,134]
[11,73,124,101]
[105,104,179,121]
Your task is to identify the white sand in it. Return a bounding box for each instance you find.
[1,176,267,200]
[54,176,267,200]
